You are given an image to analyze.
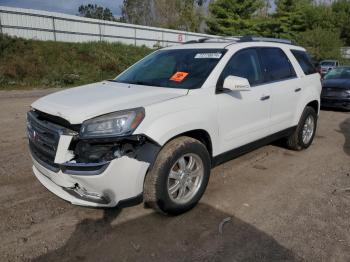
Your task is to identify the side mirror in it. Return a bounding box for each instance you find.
[223,76,251,92]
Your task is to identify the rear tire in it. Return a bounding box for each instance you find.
[144,136,211,215]
[286,106,317,151]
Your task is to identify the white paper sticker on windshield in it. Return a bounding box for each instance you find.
[194,53,222,59]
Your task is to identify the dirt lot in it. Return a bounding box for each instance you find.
[0,89,349,262]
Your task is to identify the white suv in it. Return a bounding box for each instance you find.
[27,37,321,215]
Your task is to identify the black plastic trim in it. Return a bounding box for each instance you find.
[61,162,110,176]
[212,127,296,167]
[116,193,143,208]
[134,140,161,168]
[79,133,159,144]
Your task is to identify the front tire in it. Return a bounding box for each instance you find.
[286,106,317,150]
[144,136,211,215]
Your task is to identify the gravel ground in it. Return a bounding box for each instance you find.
[0,89,349,262]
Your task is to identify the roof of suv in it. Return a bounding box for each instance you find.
[164,36,305,51]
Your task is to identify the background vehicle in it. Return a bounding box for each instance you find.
[27,36,321,215]
[319,60,339,76]
[321,66,350,110]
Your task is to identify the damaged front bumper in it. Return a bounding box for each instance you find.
[32,154,149,207]
[27,110,160,208]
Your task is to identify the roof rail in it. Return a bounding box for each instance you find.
[238,36,294,45]
[183,37,240,45]
[183,38,212,44]
[183,35,295,45]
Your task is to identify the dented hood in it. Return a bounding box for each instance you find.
[31,81,188,124]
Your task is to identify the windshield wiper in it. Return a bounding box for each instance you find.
[107,79,162,87]
[129,81,154,86]
[107,80,151,85]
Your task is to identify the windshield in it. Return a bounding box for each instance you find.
[321,61,336,67]
[114,49,226,89]
[324,67,350,80]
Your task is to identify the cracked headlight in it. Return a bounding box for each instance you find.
[80,108,145,139]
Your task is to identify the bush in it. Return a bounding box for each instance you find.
[0,34,152,89]
[297,27,344,61]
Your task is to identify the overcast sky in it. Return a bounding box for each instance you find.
[0,0,124,16]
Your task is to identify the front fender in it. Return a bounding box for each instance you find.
[136,107,219,156]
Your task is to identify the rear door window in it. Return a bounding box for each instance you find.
[258,48,296,82]
[291,50,317,75]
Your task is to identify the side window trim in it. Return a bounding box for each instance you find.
[216,46,299,94]
[257,75,298,85]
[216,47,263,92]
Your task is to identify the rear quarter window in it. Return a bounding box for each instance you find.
[291,50,317,75]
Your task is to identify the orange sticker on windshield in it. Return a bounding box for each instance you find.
[170,72,189,82]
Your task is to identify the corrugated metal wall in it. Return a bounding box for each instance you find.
[341,47,350,59]
[0,6,217,47]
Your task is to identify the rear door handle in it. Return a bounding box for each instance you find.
[295,88,302,93]
[260,95,270,101]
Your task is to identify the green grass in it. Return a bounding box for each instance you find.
[0,34,152,90]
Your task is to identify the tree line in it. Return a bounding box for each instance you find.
[78,1,207,32]
[78,0,350,61]
[207,0,350,61]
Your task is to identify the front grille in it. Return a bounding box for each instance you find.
[322,87,343,97]
[27,111,63,170]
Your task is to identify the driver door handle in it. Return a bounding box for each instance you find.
[260,95,270,101]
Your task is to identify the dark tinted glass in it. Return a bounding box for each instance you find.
[259,48,296,82]
[291,50,317,75]
[218,48,263,87]
[321,61,336,66]
[324,67,350,80]
[115,49,226,89]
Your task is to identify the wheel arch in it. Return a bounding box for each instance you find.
[306,100,319,115]
[160,129,213,159]
[293,97,320,126]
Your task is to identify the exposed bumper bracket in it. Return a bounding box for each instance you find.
[63,184,110,205]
